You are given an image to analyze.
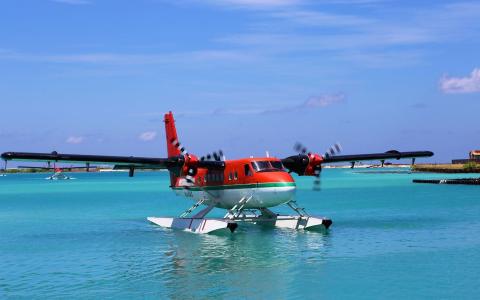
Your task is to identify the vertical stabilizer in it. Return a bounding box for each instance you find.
[164,112,181,187]
[164,111,181,158]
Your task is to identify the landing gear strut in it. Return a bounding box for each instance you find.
[148,198,332,234]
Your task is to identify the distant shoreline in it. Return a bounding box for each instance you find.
[324,164,412,169]
[412,163,480,173]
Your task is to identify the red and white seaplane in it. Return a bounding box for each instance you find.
[1,112,433,234]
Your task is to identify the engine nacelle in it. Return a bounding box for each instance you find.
[181,154,199,177]
[167,153,225,180]
[304,153,323,176]
[167,154,200,178]
[282,153,323,176]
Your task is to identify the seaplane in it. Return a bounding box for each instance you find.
[14,163,98,180]
[1,112,433,234]
[45,168,73,180]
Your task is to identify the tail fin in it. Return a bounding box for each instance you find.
[164,111,181,158]
[164,111,182,187]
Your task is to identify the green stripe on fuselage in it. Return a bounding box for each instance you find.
[172,182,296,191]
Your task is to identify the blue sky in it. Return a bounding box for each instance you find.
[1,0,480,162]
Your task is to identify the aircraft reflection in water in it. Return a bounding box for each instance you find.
[155,227,331,299]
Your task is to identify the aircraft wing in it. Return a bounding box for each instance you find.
[1,151,170,168]
[282,150,434,176]
[321,150,434,164]
[1,151,225,176]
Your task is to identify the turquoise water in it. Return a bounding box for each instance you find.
[1,169,480,299]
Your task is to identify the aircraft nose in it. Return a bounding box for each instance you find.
[250,171,296,207]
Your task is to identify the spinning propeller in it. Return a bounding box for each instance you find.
[287,142,343,191]
[169,138,225,184]
[324,143,342,159]
[169,137,197,183]
[200,150,224,162]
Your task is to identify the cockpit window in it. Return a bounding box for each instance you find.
[251,161,271,172]
[270,161,284,170]
[251,161,284,172]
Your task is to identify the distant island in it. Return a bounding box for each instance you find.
[412,150,480,173]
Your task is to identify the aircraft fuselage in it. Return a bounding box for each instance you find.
[173,157,296,209]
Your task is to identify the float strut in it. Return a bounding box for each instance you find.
[129,166,135,177]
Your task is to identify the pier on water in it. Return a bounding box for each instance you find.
[413,178,480,185]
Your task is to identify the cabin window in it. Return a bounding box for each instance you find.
[234,171,238,180]
[228,172,232,180]
[244,164,253,176]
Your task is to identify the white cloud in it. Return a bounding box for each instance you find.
[139,131,157,141]
[206,93,346,115]
[8,1,480,72]
[66,136,84,144]
[141,93,344,118]
[302,94,345,108]
[0,50,253,65]
[200,0,302,9]
[4,2,479,70]
[440,68,480,94]
[270,10,373,27]
[175,0,386,10]
[321,0,386,3]
[255,93,345,113]
[215,2,480,67]
[51,0,90,4]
